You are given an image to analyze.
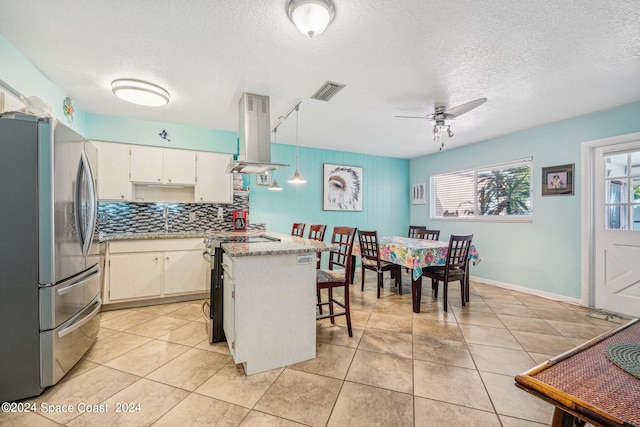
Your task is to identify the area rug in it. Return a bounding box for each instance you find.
[587,309,634,324]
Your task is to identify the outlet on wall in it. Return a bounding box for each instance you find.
[189,212,196,222]
[217,207,224,219]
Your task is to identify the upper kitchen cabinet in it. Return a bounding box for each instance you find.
[195,152,233,203]
[130,145,196,185]
[89,141,132,201]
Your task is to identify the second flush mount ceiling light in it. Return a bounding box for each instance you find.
[287,0,336,37]
[111,79,170,107]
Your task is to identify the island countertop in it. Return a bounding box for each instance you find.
[218,232,334,257]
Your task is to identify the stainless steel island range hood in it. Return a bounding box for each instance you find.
[226,93,287,174]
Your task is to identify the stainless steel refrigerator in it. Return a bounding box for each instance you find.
[0,113,102,402]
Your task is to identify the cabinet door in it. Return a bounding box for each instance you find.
[195,152,233,203]
[164,250,207,295]
[164,149,196,185]
[130,145,163,184]
[223,271,235,357]
[91,141,131,200]
[108,252,163,300]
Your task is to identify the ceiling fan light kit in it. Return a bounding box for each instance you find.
[111,79,170,107]
[396,97,487,151]
[287,0,335,37]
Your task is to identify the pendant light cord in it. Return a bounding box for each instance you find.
[295,104,300,169]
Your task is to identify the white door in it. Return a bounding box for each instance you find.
[593,140,640,317]
[164,250,207,294]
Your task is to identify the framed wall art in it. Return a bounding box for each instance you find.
[412,182,426,204]
[256,172,270,186]
[323,163,363,211]
[542,163,574,196]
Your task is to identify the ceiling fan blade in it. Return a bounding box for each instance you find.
[394,115,434,120]
[444,98,487,118]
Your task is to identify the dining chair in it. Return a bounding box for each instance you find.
[408,225,426,239]
[291,222,306,237]
[308,224,327,269]
[421,234,473,312]
[358,230,402,298]
[316,226,357,337]
[415,228,440,240]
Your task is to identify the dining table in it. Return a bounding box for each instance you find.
[353,236,480,313]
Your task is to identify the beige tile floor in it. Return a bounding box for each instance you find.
[2,273,628,427]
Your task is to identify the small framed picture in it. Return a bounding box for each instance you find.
[412,183,426,204]
[256,173,271,186]
[542,164,574,196]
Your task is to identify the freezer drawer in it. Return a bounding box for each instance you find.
[40,264,101,330]
[40,295,101,387]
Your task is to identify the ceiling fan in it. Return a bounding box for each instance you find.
[395,97,487,150]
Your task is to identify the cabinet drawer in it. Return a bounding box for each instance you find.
[109,238,204,254]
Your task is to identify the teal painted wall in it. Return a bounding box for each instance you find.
[84,113,237,154]
[0,34,87,134]
[248,144,410,238]
[410,101,640,299]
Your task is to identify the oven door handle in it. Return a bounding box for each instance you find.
[202,251,211,262]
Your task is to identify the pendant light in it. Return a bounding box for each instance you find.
[111,79,170,106]
[269,128,283,191]
[288,104,307,184]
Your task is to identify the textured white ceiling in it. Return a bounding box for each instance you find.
[1,0,639,158]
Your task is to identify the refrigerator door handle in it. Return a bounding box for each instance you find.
[57,296,101,338]
[56,265,101,296]
[74,151,98,257]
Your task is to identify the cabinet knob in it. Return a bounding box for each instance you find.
[121,195,125,199]
[168,179,172,183]
[166,256,170,260]
[157,178,161,182]
[154,257,159,261]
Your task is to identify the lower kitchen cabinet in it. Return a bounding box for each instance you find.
[109,252,163,300]
[104,238,207,305]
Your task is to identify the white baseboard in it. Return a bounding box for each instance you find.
[469,275,584,306]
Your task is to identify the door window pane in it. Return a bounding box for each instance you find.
[603,149,640,231]
[606,205,628,230]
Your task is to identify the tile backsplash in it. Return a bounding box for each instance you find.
[97,191,263,235]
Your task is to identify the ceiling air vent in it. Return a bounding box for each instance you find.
[311,81,345,102]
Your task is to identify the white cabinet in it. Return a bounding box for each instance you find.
[104,238,207,305]
[195,152,233,203]
[222,252,317,375]
[109,252,163,300]
[90,141,132,200]
[130,145,196,185]
[164,250,208,295]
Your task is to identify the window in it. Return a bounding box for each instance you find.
[604,150,640,230]
[430,158,532,220]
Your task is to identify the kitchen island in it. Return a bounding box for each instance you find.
[217,232,333,375]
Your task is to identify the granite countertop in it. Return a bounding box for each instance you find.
[220,232,335,258]
[99,231,212,242]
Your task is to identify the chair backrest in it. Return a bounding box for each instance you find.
[308,224,327,269]
[358,230,380,263]
[446,234,473,270]
[408,225,424,239]
[308,224,327,241]
[415,228,440,240]
[328,226,357,281]
[291,223,306,237]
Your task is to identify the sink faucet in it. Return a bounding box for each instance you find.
[163,205,169,233]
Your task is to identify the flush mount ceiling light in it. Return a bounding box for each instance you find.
[287,0,336,37]
[111,79,170,107]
